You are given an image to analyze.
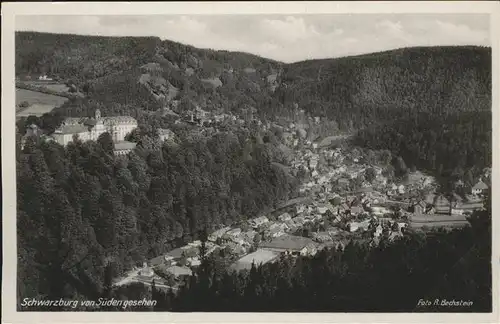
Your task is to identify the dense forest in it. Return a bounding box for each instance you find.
[277,46,491,130]
[16,31,281,116]
[17,126,298,308]
[353,110,492,191]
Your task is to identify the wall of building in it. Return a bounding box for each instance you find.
[53,120,137,146]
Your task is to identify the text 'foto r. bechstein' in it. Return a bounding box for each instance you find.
[14,12,492,313]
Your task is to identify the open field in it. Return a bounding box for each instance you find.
[16,88,69,117]
[410,214,468,222]
[410,221,470,229]
[22,81,70,93]
[409,214,470,230]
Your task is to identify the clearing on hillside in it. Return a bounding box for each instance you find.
[16,88,68,117]
[23,82,71,93]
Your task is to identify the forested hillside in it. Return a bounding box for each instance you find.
[16,32,159,80]
[17,127,298,307]
[353,110,492,190]
[16,31,281,116]
[16,32,491,131]
[276,46,491,130]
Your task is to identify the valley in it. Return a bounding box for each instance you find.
[14,31,492,312]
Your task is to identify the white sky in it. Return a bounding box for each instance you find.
[15,14,490,63]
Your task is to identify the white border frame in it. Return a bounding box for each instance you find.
[2,2,499,324]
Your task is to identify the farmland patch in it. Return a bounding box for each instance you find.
[16,88,69,117]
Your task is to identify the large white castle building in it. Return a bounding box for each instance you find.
[52,109,138,146]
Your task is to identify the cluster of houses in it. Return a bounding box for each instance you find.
[121,126,489,290]
[114,111,490,290]
[38,75,54,81]
[284,141,489,243]
[177,106,251,128]
[130,211,323,287]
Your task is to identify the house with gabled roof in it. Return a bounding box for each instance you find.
[472,180,488,196]
[278,213,292,222]
[166,266,193,279]
[249,216,269,228]
[261,234,318,256]
[350,206,364,216]
[208,226,231,242]
[411,200,427,215]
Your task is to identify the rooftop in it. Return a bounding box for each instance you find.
[473,180,488,190]
[56,115,138,134]
[166,266,193,277]
[54,124,89,135]
[150,255,167,267]
[102,116,138,125]
[158,128,175,135]
[260,234,316,252]
[410,214,468,223]
[114,141,137,151]
[210,226,231,237]
[166,245,198,259]
[231,249,279,271]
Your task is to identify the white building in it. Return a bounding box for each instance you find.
[38,75,53,81]
[318,176,329,185]
[158,128,175,141]
[472,180,488,196]
[52,109,137,146]
[278,213,292,222]
[226,228,242,239]
[309,155,319,170]
[374,225,383,238]
[296,204,306,214]
[249,216,269,228]
[208,226,231,242]
[371,206,391,217]
[349,220,370,233]
[138,262,154,277]
[317,205,329,214]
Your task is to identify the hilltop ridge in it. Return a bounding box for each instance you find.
[16,31,491,130]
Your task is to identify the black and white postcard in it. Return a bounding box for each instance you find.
[2,2,499,324]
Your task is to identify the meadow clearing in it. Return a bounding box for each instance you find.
[24,81,70,93]
[16,88,69,117]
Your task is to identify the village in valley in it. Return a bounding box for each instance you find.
[12,14,493,313]
[16,75,490,292]
[108,105,490,291]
